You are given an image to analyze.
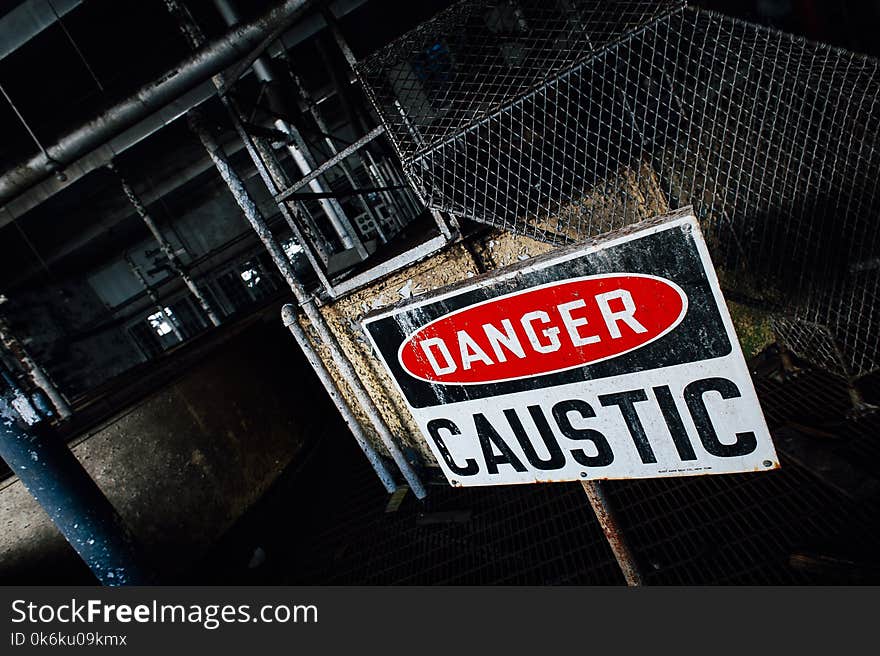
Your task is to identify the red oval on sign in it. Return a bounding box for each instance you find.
[398,274,688,385]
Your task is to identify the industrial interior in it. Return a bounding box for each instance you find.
[1,0,879,586]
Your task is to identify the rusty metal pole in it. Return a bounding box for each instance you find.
[109,163,222,328]
[0,316,72,419]
[189,110,427,499]
[581,480,644,586]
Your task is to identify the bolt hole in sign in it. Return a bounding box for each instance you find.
[363,210,779,487]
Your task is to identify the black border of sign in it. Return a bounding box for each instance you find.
[362,208,734,410]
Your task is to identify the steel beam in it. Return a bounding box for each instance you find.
[0,0,314,207]
[110,163,222,328]
[274,126,385,203]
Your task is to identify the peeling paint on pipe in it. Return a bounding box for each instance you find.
[0,318,72,419]
[0,373,152,586]
[0,0,312,206]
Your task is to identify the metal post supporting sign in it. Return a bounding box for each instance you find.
[361,208,780,584]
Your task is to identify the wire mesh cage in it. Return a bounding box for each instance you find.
[357,0,880,381]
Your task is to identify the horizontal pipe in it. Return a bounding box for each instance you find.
[0,0,313,206]
[0,1,370,227]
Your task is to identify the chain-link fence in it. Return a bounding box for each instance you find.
[358,0,880,381]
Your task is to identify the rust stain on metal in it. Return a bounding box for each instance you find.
[581,480,644,586]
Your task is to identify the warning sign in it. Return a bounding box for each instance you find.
[363,211,779,487]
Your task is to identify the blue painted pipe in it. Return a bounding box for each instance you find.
[0,373,153,585]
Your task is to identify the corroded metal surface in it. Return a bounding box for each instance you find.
[0,316,71,419]
[0,374,151,585]
[581,480,643,586]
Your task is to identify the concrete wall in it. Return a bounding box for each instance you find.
[0,315,325,584]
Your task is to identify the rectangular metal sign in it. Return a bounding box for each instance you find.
[363,212,779,487]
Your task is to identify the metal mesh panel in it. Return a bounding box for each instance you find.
[358,0,880,379]
[201,365,880,585]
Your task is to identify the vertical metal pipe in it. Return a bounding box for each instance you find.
[287,63,389,243]
[124,254,185,343]
[273,118,367,257]
[374,154,419,223]
[208,0,368,258]
[0,371,153,585]
[581,480,644,586]
[321,8,455,240]
[359,149,408,230]
[165,0,358,276]
[190,113,427,499]
[109,163,222,328]
[0,317,71,419]
[251,137,334,266]
[378,156,421,218]
[310,34,408,236]
[281,304,396,493]
[215,95,340,295]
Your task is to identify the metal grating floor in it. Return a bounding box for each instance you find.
[195,361,880,585]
